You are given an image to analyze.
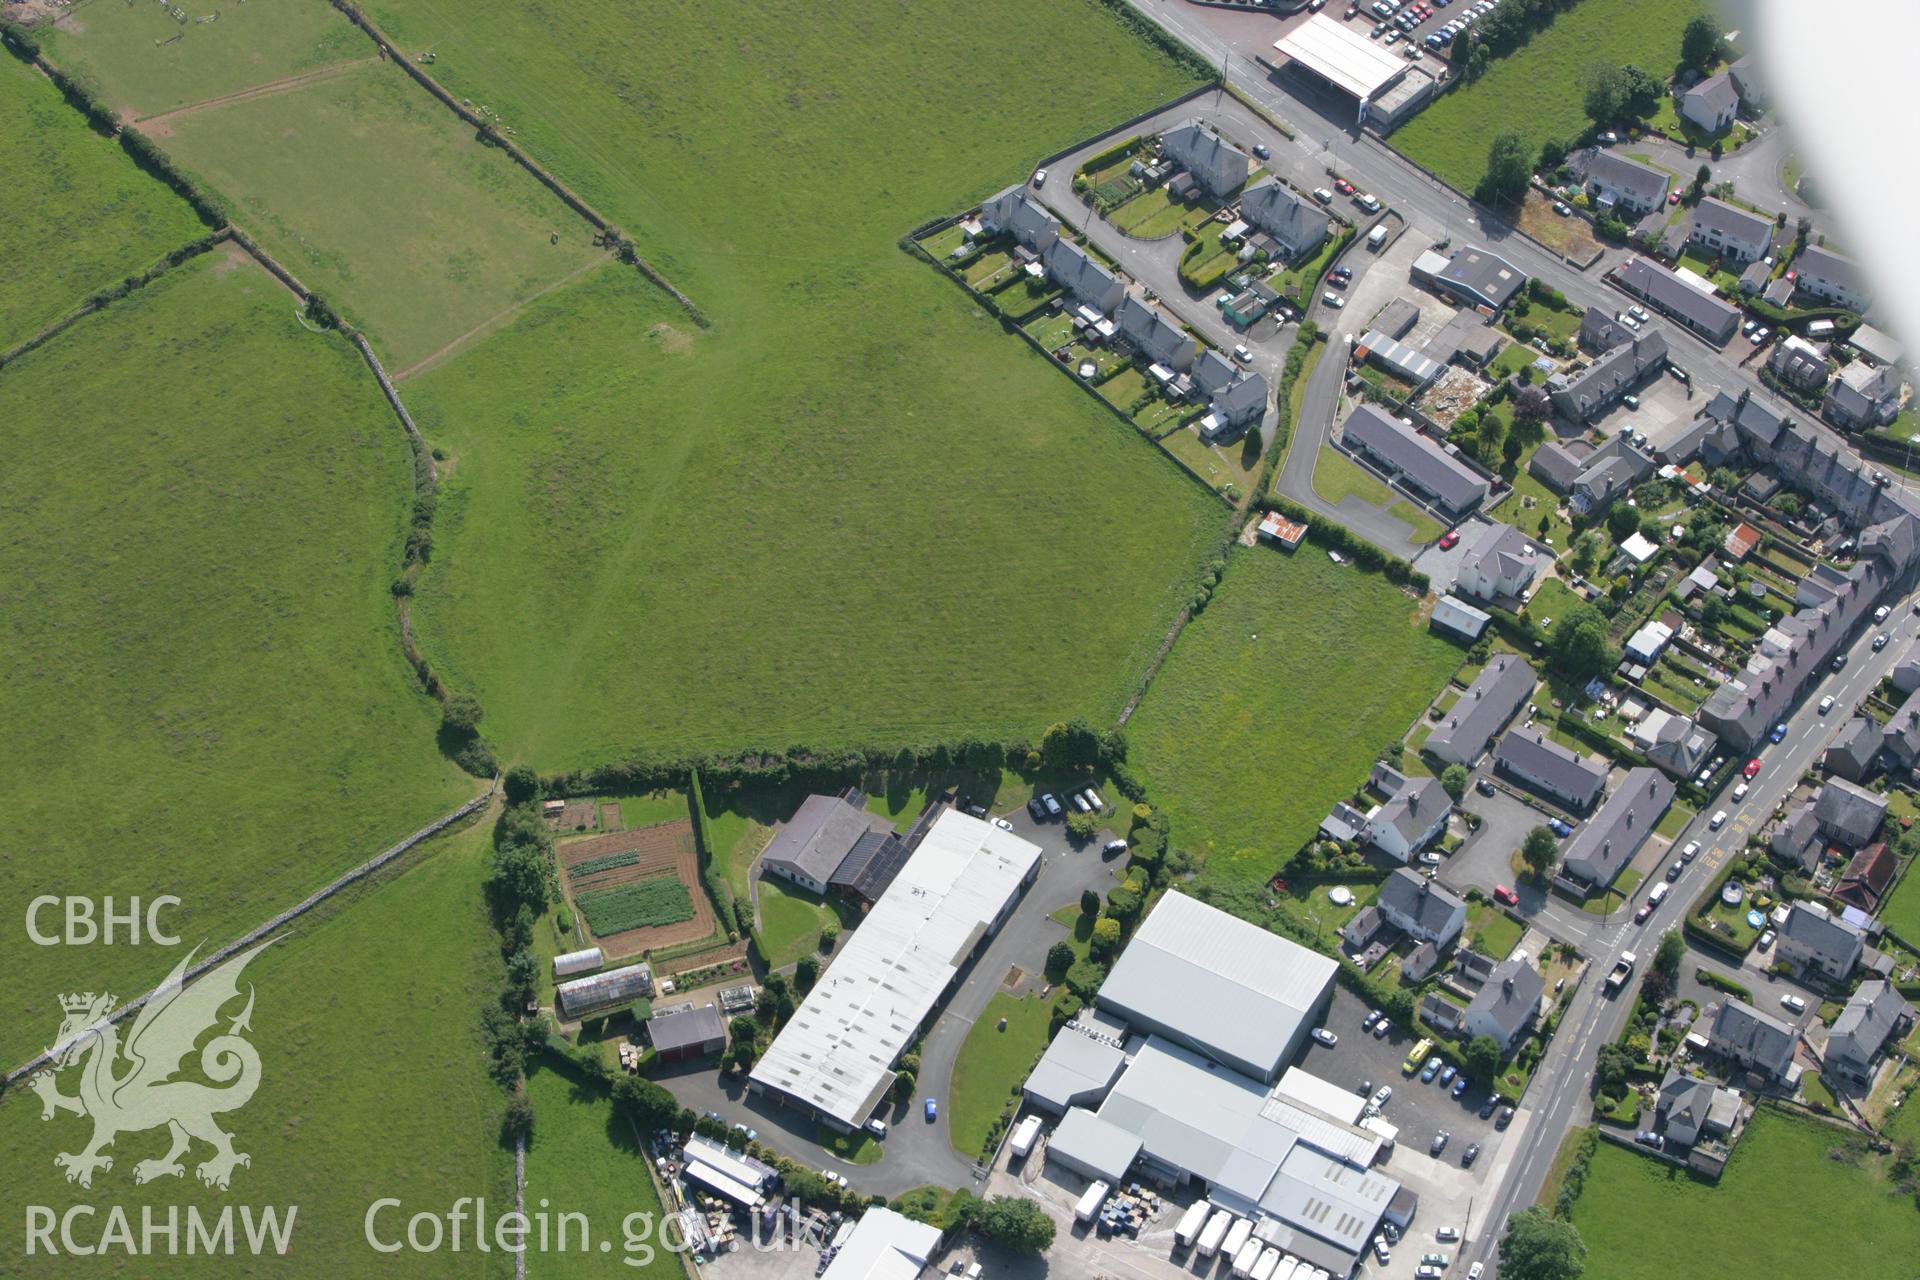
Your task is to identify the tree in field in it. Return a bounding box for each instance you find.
[1046,941,1075,981]
[502,765,540,805]
[1500,1207,1586,1280]
[1681,14,1720,70]
[1441,764,1470,799]
[1654,929,1685,979]
[973,1197,1056,1254]
[1478,132,1533,206]
[501,1091,536,1141]
[1583,65,1623,128]
[1549,603,1618,681]
[1521,826,1559,880]
[1080,888,1100,919]
[1464,1034,1502,1081]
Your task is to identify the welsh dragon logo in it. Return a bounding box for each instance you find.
[29,940,274,1191]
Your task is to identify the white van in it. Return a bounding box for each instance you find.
[1647,881,1670,907]
[1367,225,1388,250]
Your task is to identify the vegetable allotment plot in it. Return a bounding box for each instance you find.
[0,53,205,350]
[1127,548,1461,888]
[0,250,473,1066]
[558,819,715,956]
[365,0,1228,767]
[151,58,603,369]
[575,878,695,935]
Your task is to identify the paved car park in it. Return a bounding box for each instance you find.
[1442,780,1545,900]
[1295,987,1508,1165]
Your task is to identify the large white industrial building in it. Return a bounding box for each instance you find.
[748,809,1041,1130]
[1094,889,1338,1081]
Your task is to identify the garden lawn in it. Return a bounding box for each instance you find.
[41,0,367,118]
[1567,1108,1920,1280]
[353,0,1227,770]
[155,58,602,369]
[1393,0,1709,194]
[0,52,205,349]
[1877,863,1920,949]
[0,815,513,1279]
[949,992,1059,1158]
[758,880,857,971]
[1129,548,1461,887]
[522,1062,687,1280]
[0,252,472,1066]
[1110,187,1215,239]
[1465,900,1524,959]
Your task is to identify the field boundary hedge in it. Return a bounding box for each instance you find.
[324,1,707,327]
[0,232,223,370]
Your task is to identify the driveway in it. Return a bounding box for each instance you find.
[658,800,1127,1196]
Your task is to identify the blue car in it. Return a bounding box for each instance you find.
[924,1097,938,1122]
[1769,722,1788,743]
[1548,818,1573,838]
[1421,1057,1442,1083]
[1451,1075,1471,1099]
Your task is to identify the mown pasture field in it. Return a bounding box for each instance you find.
[364,0,1225,769]
[1127,548,1461,887]
[0,252,473,1065]
[0,52,205,349]
[1393,0,1707,194]
[41,0,366,118]
[0,817,513,1278]
[1567,1108,1920,1280]
[153,58,603,369]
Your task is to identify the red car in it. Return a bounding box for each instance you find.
[1493,885,1519,907]
[1635,901,1654,923]
[1334,178,1356,195]
[1743,758,1762,780]
[1438,530,1460,550]
[1668,190,1681,205]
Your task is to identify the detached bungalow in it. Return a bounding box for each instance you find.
[1340,405,1489,515]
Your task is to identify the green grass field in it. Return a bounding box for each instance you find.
[1567,1109,1920,1280]
[42,0,366,118]
[0,53,205,349]
[758,879,857,971]
[522,1062,689,1280]
[155,58,601,369]
[0,251,473,1065]
[1393,0,1708,194]
[948,991,1059,1157]
[1129,548,1461,886]
[357,0,1225,770]
[0,815,512,1278]
[1877,865,1920,950]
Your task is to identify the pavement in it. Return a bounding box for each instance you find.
[657,798,1128,1197]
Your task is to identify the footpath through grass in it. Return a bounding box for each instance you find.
[1129,548,1461,888]
[1567,1108,1920,1280]
[1393,0,1708,194]
[389,0,1229,770]
[0,52,205,349]
[0,252,473,1064]
[0,816,513,1279]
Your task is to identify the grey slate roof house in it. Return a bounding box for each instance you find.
[1679,70,1740,134]
[1340,405,1489,515]
[979,186,1060,253]
[1558,767,1675,890]
[1453,522,1544,603]
[1882,687,1920,769]
[1892,647,1920,696]
[1688,198,1773,265]
[1776,900,1865,982]
[1706,998,1795,1080]
[1824,716,1883,782]
[1656,1069,1740,1147]
[1827,979,1911,1086]
[1241,178,1330,259]
[1612,257,1741,345]
[1159,120,1250,200]
[1494,728,1609,812]
[1631,709,1716,780]
[1794,245,1870,311]
[1425,654,1535,765]
[1043,240,1125,314]
[1206,370,1270,434]
[1462,956,1545,1055]
[1769,802,1822,873]
[1430,247,1524,312]
[1813,777,1888,848]
[1548,327,1669,423]
[1824,359,1901,430]
[761,793,896,894]
[1375,868,1466,948]
[1767,336,1830,392]
[1579,150,1670,217]
[1117,295,1197,372]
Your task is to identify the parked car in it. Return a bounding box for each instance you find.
[866,1119,888,1138]
[1437,1064,1456,1087]
[1451,1075,1469,1098]
[1438,529,1460,550]
[1635,901,1654,924]
[1629,305,1650,323]
[1475,777,1496,796]
[1547,817,1573,838]
[1832,652,1849,671]
[1875,632,1892,651]
[1496,1106,1515,1129]
[1373,1237,1392,1264]
[1372,1016,1391,1038]
[1769,721,1788,743]
[1355,193,1382,212]
[1233,343,1254,364]
[924,1097,938,1121]
[1314,187,1335,203]
[1743,757,1762,780]
[1026,798,1046,821]
[1732,782,1749,802]
[1462,1142,1480,1166]
[1782,993,1807,1015]
[1758,928,1776,950]
[1373,1085,1394,1108]
[1252,143,1271,159]
[1710,809,1728,829]
[1334,178,1356,195]
[1437,1227,1460,1243]
[991,817,1013,831]
[1421,1056,1443,1083]
[1363,1008,1383,1030]
[1429,1130,1449,1155]
[1635,1130,1664,1149]
[1469,1265,1485,1280]
[1819,695,1837,714]
[1478,1098,1497,1119]
[1666,859,1683,882]
[1041,793,1062,817]
[1032,169,1047,187]
[1312,1028,1339,1047]
[1493,884,1518,906]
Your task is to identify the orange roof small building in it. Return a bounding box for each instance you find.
[1724,521,1762,560]
[1258,510,1309,549]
